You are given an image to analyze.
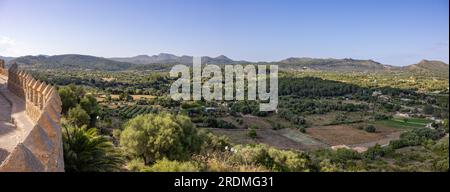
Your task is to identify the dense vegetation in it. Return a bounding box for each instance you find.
[27,64,448,172]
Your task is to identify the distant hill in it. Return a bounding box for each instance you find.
[0,56,16,63]
[11,54,133,71]
[111,54,388,71]
[277,57,387,71]
[110,53,245,65]
[403,60,449,77]
[6,54,449,77]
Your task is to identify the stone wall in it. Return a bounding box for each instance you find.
[0,61,64,172]
[0,59,7,77]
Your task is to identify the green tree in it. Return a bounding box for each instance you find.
[58,86,78,114]
[119,92,133,101]
[105,94,112,103]
[365,124,376,133]
[80,94,100,125]
[58,85,86,114]
[63,124,124,172]
[364,144,384,160]
[120,113,203,164]
[67,105,90,127]
[247,128,257,139]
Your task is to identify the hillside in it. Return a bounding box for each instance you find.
[0,56,15,63]
[404,60,449,77]
[11,54,133,71]
[110,53,243,65]
[277,57,387,71]
[5,54,448,77]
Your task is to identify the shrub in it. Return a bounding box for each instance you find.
[364,144,384,160]
[120,113,204,164]
[247,129,257,139]
[250,125,259,130]
[331,148,361,164]
[67,105,90,127]
[204,116,236,129]
[268,148,310,172]
[365,125,376,133]
[143,158,201,172]
[374,114,391,120]
[299,127,306,133]
[202,132,231,152]
[230,145,311,172]
[389,128,446,149]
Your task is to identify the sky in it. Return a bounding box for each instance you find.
[0,0,448,66]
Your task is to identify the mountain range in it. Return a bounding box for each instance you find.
[1,54,448,77]
[110,53,246,65]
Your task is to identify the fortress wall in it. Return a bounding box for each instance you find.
[0,61,64,172]
[0,60,7,77]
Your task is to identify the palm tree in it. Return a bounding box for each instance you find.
[63,124,124,172]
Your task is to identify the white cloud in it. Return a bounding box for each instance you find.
[0,36,21,56]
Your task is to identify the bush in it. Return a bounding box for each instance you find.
[268,148,310,172]
[67,105,90,127]
[58,85,84,114]
[365,125,376,133]
[143,158,201,172]
[247,129,257,139]
[299,127,306,133]
[333,148,361,163]
[202,131,231,152]
[364,144,384,160]
[389,139,408,149]
[374,114,391,120]
[120,113,204,164]
[204,116,236,129]
[389,128,445,149]
[230,145,311,172]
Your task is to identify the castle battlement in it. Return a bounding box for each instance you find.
[0,60,64,172]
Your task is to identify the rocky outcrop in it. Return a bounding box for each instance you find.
[0,60,64,172]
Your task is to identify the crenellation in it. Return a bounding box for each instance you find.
[0,59,8,77]
[0,59,64,172]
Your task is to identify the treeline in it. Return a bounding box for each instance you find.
[31,70,171,96]
[280,98,369,115]
[279,77,360,97]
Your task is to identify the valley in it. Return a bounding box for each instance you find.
[0,46,448,174]
[1,54,446,172]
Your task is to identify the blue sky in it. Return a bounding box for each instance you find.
[0,0,448,65]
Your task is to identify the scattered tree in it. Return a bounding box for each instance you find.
[120,113,203,164]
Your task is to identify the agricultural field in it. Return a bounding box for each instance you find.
[305,125,400,146]
[112,105,159,119]
[97,94,157,102]
[373,117,432,130]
